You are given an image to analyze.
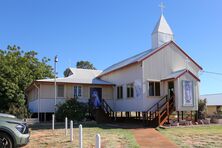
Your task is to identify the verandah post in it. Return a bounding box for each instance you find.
[191,111,192,121]
[195,110,198,122]
[52,114,55,131]
[177,111,180,122]
[167,102,169,123]
[157,103,160,125]
[181,111,184,120]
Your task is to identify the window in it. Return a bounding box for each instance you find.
[149,81,160,96]
[74,86,82,97]
[117,86,123,99]
[57,85,64,97]
[127,83,134,98]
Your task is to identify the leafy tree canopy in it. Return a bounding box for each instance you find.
[0,45,53,118]
[76,61,96,70]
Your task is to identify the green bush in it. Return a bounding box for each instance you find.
[55,98,88,122]
[198,98,207,119]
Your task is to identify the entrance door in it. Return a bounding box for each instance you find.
[90,88,102,101]
[168,81,174,97]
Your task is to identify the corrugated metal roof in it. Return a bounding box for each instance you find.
[98,41,171,77]
[200,93,222,106]
[161,69,186,80]
[37,68,113,85]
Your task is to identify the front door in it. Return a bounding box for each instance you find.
[90,88,102,101]
[168,81,174,98]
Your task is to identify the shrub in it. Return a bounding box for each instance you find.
[55,98,88,122]
[198,98,207,119]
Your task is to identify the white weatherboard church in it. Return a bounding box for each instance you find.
[27,12,202,124]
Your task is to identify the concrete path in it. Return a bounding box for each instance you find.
[131,128,178,148]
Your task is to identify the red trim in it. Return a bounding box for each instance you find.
[139,41,203,70]
[98,62,139,78]
[171,41,203,70]
[99,41,202,77]
[176,70,200,82]
[139,41,171,61]
[161,69,200,82]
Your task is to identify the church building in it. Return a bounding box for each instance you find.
[26,13,202,125]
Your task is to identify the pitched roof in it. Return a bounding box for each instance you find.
[98,41,203,77]
[99,42,170,77]
[161,69,200,82]
[37,68,113,85]
[200,93,222,106]
[161,69,186,80]
[152,14,173,35]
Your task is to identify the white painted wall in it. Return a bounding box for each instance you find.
[175,73,199,111]
[27,83,113,113]
[142,43,200,111]
[101,63,144,111]
[28,98,66,113]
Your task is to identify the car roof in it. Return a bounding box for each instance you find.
[0,113,16,118]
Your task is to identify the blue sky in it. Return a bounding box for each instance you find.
[0,0,222,95]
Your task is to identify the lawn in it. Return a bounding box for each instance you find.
[22,123,139,148]
[158,125,222,148]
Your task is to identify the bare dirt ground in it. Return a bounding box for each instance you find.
[21,123,139,148]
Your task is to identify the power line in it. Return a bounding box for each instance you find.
[202,70,222,76]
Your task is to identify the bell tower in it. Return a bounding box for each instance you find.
[152,3,174,49]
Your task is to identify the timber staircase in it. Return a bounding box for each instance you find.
[90,96,175,127]
[143,95,175,127]
[89,99,114,123]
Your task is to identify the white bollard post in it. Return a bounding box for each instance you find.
[65,117,68,136]
[79,124,83,148]
[52,114,55,131]
[96,134,101,148]
[70,120,73,142]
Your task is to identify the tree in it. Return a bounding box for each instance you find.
[63,68,70,77]
[76,61,96,70]
[0,45,53,118]
[198,98,207,119]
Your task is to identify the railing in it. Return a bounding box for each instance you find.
[144,95,175,126]
[144,95,168,121]
[101,99,115,118]
[158,95,175,125]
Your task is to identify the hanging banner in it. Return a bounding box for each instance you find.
[135,80,142,99]
[182,80,194,106]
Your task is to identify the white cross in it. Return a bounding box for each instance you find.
[159,2,165,14]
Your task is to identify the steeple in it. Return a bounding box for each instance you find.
[152,7,174,49]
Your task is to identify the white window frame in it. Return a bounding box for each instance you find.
[147,80,161,97]
[74,85,82,98]
[127,83,134,98]
[117,85,123,99]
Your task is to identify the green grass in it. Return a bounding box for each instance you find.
[24,123,139,148]
[157,125,222,148]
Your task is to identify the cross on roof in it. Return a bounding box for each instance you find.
[159,2,165,14]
